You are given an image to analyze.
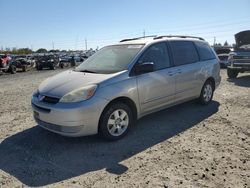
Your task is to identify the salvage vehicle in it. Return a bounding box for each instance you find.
[227,30,250,78]
[59,56,71,68]
[32,35,221,140]
[35,55,59,70]
[12,58,34,72]
[218,54,229,68]
[0,55,16,74]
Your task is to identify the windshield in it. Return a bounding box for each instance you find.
[218,55,228,61]
[75,44,143,74]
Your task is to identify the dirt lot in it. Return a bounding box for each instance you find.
[0,69,249,188]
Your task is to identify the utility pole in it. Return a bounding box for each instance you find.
[213,36,216,47]
[143,29,145,38]
[85,38,88,50]
[52,41,54,50]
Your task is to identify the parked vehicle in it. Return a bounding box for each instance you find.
[59,56,71,68]
[12,58,33,72]
[218,54,229,68]
[35,55,59,70]
[0,55,16,74]
[31,35,221,140]
[227,30,250,78]
[74,56,84,66]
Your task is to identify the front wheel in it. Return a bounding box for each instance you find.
[60,63,64,68]
[22,65,27,72]
[99,102,134,141]
[10,65,16,74]
[199,80,214,105]
[227,68,238,78]
[36,65,42,70]
[50,64,56,70]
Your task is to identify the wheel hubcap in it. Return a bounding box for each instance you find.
[107,109,129,136]
[203,84,212,102]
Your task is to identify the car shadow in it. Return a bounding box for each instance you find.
[0,100,220,187]
[227,74,250,87]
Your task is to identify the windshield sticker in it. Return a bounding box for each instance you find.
[128,45,143,49]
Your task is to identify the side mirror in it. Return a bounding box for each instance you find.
[134,62,154,75]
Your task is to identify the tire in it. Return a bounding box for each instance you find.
[36,65,42,70]
[99,102,134,141]
[10,65,16,74]
[199,80,214,105]
[60,63,64,69]
[70,61,76,67]
[227,68,238,78]
[50,64,56,70]
[22,65,27,72]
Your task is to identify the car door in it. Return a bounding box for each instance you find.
[169,40,202,102]
[135,42,176,115]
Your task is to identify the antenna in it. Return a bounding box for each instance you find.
[85,38,88,50]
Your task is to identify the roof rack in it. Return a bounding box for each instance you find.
[120,35,157,42]
[154,35,205,41]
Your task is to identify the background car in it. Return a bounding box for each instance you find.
[11,57,34,72]
[218,54,229,68]
[0,55,16,74]
[35,55,59,70]
[227,30,250,78]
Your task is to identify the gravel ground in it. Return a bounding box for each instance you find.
[0,69,249,188]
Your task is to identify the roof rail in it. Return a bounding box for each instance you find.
[154,35,205,41]
[120,35,157,42]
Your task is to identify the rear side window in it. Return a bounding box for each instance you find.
[170,41,199,66]
[195,42,216,61]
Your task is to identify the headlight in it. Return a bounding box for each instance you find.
[228,55,233,61]
[59,85,97,103]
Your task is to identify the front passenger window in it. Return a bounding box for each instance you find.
[139,43,171,71]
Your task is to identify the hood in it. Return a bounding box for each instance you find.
[235,30,250,48]
[39,70,124,97]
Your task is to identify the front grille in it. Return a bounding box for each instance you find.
[35,117,82,133]
[42,96,60,104]
[32,103,51,113]
[233,59,250,64]
[233,63,250,69]
[35,117,62,132]
[233,55,250,60]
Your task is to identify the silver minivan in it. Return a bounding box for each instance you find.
[31,36,221,140]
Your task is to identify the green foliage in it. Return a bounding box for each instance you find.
[36,48,48,53]
[0,47,33,54]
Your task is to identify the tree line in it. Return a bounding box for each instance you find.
[0,48,60,55]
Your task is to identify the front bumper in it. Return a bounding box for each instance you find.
[31,95,109,137]
[228,62,250,71]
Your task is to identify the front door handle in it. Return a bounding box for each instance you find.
[167,71,174,76]
[177,69,182,74]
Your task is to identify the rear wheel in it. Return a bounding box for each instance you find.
[199,80,214,105]
[99,102,134,141]
[227,68,238,78]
